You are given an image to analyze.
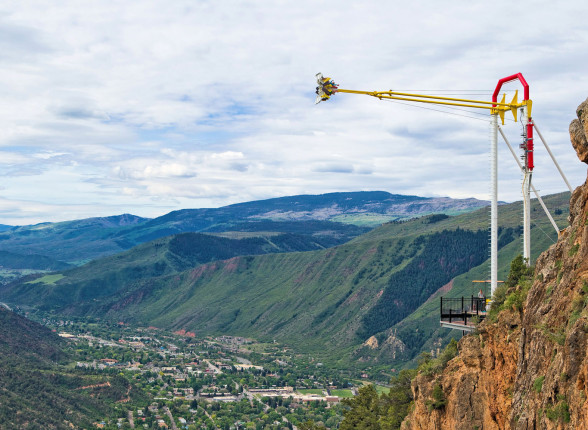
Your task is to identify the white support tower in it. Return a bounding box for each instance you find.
[522,173,532,262]
[314,72,557,300]
[522,109,532,263]
[490,114,498,298]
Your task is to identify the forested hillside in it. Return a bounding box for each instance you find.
[2,231,348,309]
[0,307,140,429]
[0,250,72,271]
[0,214,147,265]
[360,228,488,338]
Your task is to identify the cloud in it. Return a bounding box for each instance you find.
[311,163,355,174]
[0,17,52,61]
[113,162,196,180]
[0,0,587,224]
[0,151,30,165]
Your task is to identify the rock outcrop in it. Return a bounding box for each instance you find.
[571,98,588,163]
[403,98,588,430]
[364,335,379,349]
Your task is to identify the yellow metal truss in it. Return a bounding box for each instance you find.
[333,88,529,124]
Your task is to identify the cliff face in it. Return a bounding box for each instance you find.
[404,98,588,430]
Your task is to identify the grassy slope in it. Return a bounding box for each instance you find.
[64,235,420,355]
[2,231,352,309]
[99,192,569,364]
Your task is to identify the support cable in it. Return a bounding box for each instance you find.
[392,89,517,94]
[532,121,573,193]
[497,125,560,235]
[535,223,558,245]
[382,99,496,123]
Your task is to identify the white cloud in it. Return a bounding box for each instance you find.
[114,162,196,180]
[0,0,587,225]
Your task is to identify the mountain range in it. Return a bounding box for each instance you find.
[0,190,569,370]
[0,191,488,276]
[0,192,489,263]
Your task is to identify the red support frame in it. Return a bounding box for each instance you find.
[492,73,529,103]
[493,73,533,170]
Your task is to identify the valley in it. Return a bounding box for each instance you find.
[16,312,367,429]
[0,191,570,377]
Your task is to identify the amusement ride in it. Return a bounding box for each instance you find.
[315,73,573,330]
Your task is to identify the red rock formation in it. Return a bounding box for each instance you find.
[403,98,588,430]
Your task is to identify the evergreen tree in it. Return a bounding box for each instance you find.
[379,369,417,429]
[505,254,533,288]
[340,385,381,429]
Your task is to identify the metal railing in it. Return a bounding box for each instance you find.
[440,296,487,326]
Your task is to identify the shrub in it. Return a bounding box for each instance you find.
[569,310,581,328]
[545,400,570,423]
[438,339,458,368]
[490,284,508,310]
[569,244,580,257]
[503,279,532,312]
[427,383,446,410]
[538,324,566,346]
[489,255,534,320]
[417,340,458,376]
[533,376,544,393]
[506,255,534,288]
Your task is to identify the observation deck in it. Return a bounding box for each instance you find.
[439,296,488,333]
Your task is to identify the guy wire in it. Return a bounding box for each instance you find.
[381,99,498,123]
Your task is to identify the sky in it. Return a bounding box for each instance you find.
[1,1,588,225]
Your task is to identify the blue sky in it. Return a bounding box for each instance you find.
[1,1,588,225]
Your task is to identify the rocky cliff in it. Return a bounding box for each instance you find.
[403,98,588,430]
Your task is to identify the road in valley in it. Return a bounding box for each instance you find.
[127,410,135,429]
[163,406,178,430]
[204,359,222,374]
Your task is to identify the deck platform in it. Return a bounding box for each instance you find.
[440,296,487,332]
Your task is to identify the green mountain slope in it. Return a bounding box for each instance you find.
[58,235,424,354]
[2,231,349,309]
[0,214,147,264]
[0,250,72,271]
[0,307,137,429]
[0,193,568,367]
[359,192,570,367]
